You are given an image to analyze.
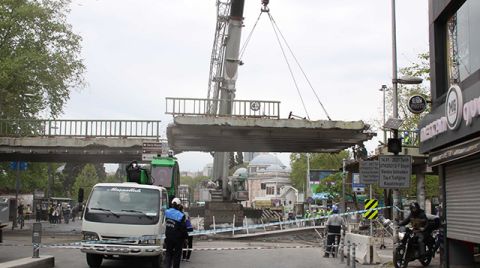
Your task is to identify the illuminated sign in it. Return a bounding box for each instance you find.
[420,85,480,142]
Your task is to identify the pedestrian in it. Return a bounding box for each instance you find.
[163,198,187,268]
[324,207,345,258]
[182,212,194,262]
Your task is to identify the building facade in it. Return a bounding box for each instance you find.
[243,154,295,210]
[420,1,480,266]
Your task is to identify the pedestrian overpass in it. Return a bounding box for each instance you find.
[0,99,375,163]
[0,119,162,162]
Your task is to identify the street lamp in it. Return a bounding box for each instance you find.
[390,0,424,246]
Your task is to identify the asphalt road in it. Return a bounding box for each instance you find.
[0,220,440,268]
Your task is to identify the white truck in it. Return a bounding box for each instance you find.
[80,182,168,268]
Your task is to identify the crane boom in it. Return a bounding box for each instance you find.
[206,0,232,114]
[210,0,245,199]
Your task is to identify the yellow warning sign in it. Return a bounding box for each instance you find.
[363,199,379,220]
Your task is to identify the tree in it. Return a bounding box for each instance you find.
[289,151,350,191]
[383,52,431,132]
[72,164,99,201]
[0,0,85,119]
[380,52,438,209]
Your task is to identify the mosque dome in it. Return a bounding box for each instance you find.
[249,154,285,168]
[265,164,284,172]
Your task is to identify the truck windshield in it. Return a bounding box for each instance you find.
[85,186,160,225]
[151,166,172,187]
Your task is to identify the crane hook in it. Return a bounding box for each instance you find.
[261,0,270,12]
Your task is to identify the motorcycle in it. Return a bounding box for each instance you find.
[393,226,439,268]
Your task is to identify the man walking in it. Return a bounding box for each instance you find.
[324,207,345,258]
[164,198,187,268]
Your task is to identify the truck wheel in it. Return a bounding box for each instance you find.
[86,253,103,268]
[151,253,163,268]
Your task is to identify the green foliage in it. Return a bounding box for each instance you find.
[315,172,342,200]
[0,0,85,119]
[383,53,431,131]
[0,162,62,195]
[71,164,99,200]
[289,151,350,191]
[402,174,439,200]
[180,175,210,191]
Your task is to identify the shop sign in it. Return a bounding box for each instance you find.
[407,95,428,114]
[420,85,467,142]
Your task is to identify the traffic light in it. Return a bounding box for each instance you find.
[388,138,402,154]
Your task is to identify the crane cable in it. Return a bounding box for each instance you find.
[267,13,332,121]
[239,11,263,61]
[267,12,310,120]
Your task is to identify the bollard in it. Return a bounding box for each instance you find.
[213,216,216,233]
[245,216,249,234]
[232,214,236,235]
[197,215,201,231]
[352,243,356,268]
[347,241,351,266]
[32,222,42,258]
[333,239,338,258]
[340,239,344,263]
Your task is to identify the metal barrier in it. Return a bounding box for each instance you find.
[0,119,161,138]
[165,97,280,119]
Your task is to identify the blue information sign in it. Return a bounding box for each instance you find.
[10,161,28,171]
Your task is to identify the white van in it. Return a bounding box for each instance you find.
[81,182,168,268]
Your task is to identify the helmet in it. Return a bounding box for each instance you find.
[409,202,420,214]
[171,198,181,205]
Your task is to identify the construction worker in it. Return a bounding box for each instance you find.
[324,207,346,258]
[164,198,187,268]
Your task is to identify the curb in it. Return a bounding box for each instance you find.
[0,256,54,268]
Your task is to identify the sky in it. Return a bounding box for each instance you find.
[64,0,429,172]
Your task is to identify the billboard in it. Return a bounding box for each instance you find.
[309,169,336,194]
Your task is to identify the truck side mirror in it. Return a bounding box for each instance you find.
[78,188,84,203]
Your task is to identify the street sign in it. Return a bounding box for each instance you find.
[9,161,28,171]
[142,141,167,161]
[379,155,412,188]
[352,173,365,192]
[359,160,379,184]
[363,199,379,219]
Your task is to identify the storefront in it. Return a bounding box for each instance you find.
[420,1,480,266]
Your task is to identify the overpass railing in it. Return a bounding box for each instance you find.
[165,97,280,119]
[0,119,161,138]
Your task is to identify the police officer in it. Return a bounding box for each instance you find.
[324,207,345,258]
[164,198,187,268]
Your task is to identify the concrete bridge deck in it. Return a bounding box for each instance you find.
[168,116,375,153]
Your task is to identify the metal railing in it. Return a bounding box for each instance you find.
[165,97,280,119]
[0,119,161,138]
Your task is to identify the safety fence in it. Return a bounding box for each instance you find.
[0,206,393,250]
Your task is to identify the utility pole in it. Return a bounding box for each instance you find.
[306,153,310,199]
[342,159,346,213]
[391,0,400,245]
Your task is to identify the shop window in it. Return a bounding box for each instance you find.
[447,1,480,85]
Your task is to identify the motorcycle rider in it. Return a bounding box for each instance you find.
[399,202,429,257]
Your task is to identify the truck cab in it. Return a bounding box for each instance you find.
[81,182,168,268]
